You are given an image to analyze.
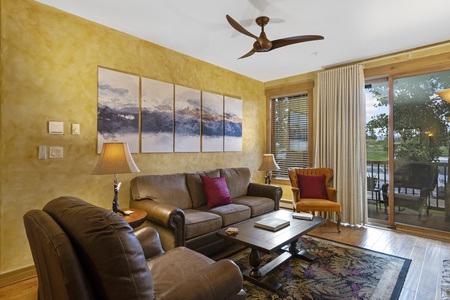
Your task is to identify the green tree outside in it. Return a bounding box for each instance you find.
[366,70,450,162]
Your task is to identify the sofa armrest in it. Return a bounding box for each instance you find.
[130,199,186,247]
[134,227,165,259]
[247,182,282,210]
[159,259,244,300]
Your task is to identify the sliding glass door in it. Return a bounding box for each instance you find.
[367,69,450,233]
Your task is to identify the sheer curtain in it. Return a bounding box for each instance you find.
[315,64,367,225]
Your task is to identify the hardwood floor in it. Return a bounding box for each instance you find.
[1,222,449,299]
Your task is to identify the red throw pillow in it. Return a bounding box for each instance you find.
[200,175,232,209]
[297,174,328,199]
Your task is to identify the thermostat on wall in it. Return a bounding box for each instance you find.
[48,121,64,134]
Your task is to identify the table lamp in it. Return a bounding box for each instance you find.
[258,154,280,184]
[92,142,140,215]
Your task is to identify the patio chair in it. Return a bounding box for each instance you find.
[381,162,437,219]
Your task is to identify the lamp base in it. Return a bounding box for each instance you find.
[113,202,129,216]
[264,172,272,185]
[112,180,129,216]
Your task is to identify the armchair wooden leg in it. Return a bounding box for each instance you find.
[336,212,341,233]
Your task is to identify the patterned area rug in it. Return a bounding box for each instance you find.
[442,260,450,299]
[229,235,411,300]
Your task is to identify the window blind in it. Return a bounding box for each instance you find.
[270,93,309,178]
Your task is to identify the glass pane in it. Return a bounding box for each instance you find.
[271,94,308,178]
[392,70,450,231]
[366,80,389,221]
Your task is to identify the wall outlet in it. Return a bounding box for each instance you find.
[49,146,63,159]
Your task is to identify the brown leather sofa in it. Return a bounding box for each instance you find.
[24,196,246,300]
[130,167,282,256]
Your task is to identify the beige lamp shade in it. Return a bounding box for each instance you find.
[92,142,140,175]
[258,154,280,171]
[437,89,450,104]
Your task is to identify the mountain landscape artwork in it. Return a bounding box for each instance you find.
[141,78,174,152]
[224,96,243,151]
[97,67,139,153]
[175,85,201,152]
[96,68,242,154]
[202,91,224,152]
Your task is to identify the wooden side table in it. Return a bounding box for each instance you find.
[118,208,147,228]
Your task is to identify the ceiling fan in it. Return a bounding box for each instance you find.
[226,15,324,59]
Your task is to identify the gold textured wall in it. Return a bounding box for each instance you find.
[0,0,266,274]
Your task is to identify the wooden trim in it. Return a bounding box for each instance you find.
[265,81,314,98]
[0,266,36,288]
[364,52,450,78]
[387,76,395,229]
[396,223,450,242]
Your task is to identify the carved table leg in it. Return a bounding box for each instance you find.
[249,248,262,278]
[289,240,317,262]
[242,248,290,292]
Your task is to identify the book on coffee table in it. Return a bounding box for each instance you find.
[293,212,314,221]
[254,218,290,231]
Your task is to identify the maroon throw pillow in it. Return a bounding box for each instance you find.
[200,175,232,209]
[297,174,328,199]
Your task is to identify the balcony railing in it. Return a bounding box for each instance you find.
[367,160,446,210]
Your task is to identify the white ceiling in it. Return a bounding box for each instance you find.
[35,0,450,82]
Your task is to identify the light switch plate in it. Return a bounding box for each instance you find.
[48,121,64,134]
[49,146,63,159]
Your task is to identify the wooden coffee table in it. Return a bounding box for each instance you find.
[217,209,326,292]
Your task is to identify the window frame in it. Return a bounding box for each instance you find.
[265,81,314,182]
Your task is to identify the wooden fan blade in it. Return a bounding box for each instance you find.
[238,49,256,59]
[226,15,259,40]
[271,35,324,50]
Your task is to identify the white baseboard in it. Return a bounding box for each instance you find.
[280,198,293,210]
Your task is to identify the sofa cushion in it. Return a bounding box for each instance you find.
[201,175,232,209]
[130,173,192,209]
[297,174,328,199]
[146,247,214,297]
[232,195,275,217]
[184,209,223,239]
[199,204,251,227]
[43,196,154,300]
[185,169,220,208]
[220,168,251,199]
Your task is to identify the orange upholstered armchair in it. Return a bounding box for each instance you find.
[288,167,341,232]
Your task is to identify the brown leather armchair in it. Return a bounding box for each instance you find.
[24,196,246,300]
[288,167,341,232]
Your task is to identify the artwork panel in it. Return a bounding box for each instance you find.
[202,92,223,152]
[141,77,174,153]
[97,67,139,153]
[224,96,243,152]
[174,85,201,152]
